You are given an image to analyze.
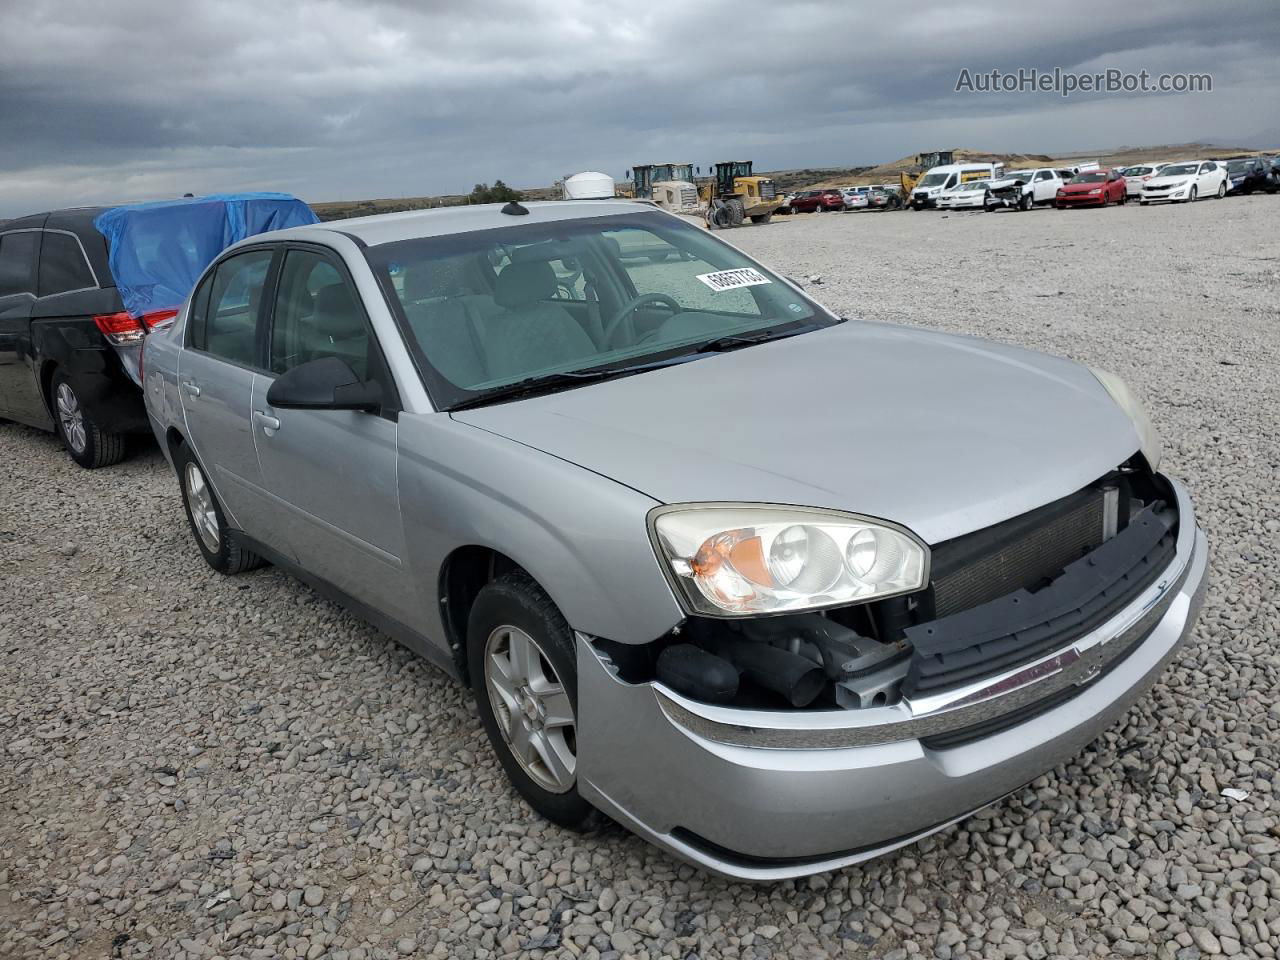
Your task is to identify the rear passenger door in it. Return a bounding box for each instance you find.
[250,245,414,625]
[0,230,41,421]
[179,247,285,548]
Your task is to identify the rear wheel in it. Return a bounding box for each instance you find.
[51,369,126,469]
[175,445,264,574]
[468,572,598,829]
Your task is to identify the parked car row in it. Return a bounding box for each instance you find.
[776,155,1278,219]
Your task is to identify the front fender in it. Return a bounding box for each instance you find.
[397,413,684,647]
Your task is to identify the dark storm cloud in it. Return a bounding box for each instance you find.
[1,0,1276,214]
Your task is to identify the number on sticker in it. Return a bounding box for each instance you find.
[696,268,772,292]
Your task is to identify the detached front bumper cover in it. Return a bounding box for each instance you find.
[575,478,1207,880]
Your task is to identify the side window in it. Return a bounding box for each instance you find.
[37,232,96,297]
[1201,162,1215,173]
[1035,171,1052,181]
[0,232,40,298]
[198,250,273,366]
[271,249,370,380]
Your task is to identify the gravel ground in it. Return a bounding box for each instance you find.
[3,196,1278,960]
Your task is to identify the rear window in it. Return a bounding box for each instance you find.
[0,231,39,297]
[38,232,97,297]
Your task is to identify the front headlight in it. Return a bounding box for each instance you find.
[649,505,929,616]
[1088,188,1102,194]
[1088,367,1163,471]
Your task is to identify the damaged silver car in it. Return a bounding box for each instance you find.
[141,199,1207,880]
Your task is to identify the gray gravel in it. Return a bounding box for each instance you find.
[3,196,1279,960]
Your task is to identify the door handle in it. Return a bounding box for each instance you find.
[253,410,282,432]
[180,380,201,397]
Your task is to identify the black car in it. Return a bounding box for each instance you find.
[1225,158,1279,195]
[0,194,316,468]
[0,207,153,467]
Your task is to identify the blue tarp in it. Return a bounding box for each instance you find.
[93,192,318,317]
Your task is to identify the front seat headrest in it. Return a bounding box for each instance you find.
[312,283,363,339]
[494,261,557,309]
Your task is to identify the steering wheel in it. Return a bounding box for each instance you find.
[602,293,681,347]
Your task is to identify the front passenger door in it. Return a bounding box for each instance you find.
[251,246,416,626]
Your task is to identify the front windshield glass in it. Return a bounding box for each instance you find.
[364,212,833,408]
[917,173,949,187]
[1073,173,1106,183]
[1160,164,1197,177]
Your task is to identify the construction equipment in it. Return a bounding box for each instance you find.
[700,161,783,228]
[629,164,699,213]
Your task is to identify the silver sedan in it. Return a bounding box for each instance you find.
[142,199,1206,880]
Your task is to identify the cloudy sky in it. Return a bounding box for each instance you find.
[2,0,1277,215]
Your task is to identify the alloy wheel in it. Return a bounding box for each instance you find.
[484,625,576,793]
[55,383,86,454]
[183,461,221,553]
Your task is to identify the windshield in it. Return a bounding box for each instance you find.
[917,173,949,187]
[1073,173,1107,183]
[1160,164,1197,177]
[364,212,833,409]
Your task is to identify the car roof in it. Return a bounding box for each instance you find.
[252,199,661,248]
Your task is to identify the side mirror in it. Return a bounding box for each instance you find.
[266,356,381,412]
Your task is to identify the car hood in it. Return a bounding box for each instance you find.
[451,322,1142,545]
[1061,181,1106,192]
[989,177,1030,189]
[1144,174,1192,187]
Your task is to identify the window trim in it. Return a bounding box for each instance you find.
[263,241,402,420]
[186,244,280,375]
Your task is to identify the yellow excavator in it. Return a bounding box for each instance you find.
[700,161,783,227]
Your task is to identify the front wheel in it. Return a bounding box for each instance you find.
[51,369,126,469]
[1189,186,1198,203]
[1019,192,1034,211]
[468,572,598,829]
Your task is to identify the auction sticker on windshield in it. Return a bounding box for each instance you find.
[697,267,772,292]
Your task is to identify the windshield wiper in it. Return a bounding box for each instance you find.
[448,355,699,411]
[692,320,837,354]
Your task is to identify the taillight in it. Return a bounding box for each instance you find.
[93,311,145,345]
[142,309,178,331]
[94,309,177,345]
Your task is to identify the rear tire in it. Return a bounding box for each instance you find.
[468,572,599,830]
[51,369,126,469]
[174,444,264,574]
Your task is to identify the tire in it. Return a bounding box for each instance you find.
[1019,192,1034,211]
[51,369,126,469]
[468,572,598,830]
[750,212,772,224]
[1189,186,1198,203]
[726,198,745,225]
[174,444,264,574]
[1216,181,1226,199]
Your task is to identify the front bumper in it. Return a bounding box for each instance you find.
[577,480,1206,880]
[1056,193,1106,206]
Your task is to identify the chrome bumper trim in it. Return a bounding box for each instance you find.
[654,479,1199,750]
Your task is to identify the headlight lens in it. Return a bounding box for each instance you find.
[1088,367,1163,471]
[650,506,929,616]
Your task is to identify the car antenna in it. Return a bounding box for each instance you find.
[501,200,529,216]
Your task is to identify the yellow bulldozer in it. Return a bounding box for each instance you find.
[700,161,783,228]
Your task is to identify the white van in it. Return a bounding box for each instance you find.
[910,163,1005,209]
